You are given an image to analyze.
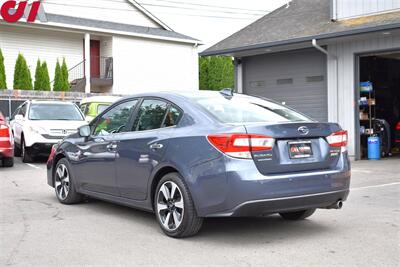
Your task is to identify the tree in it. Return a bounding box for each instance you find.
[199,56,234,91]
[0,49,6,90]
[41,61,51,91]
[34,59,51,91]
[53,60,62,91]
[13,53,32,90]
[34,59,42,90]
[61,58,70,91]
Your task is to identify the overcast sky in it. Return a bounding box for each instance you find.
[138,0,290,51]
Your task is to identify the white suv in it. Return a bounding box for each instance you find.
[10,100,87,162]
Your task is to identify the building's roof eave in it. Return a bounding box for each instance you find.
[200,22,400,56]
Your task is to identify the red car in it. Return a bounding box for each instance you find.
[0,112,14,167]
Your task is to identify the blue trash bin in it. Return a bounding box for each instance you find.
[368,136,381,160]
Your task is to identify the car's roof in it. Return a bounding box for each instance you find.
[120,90,245,101]
[80,96,122,104]
[28,100,76,105]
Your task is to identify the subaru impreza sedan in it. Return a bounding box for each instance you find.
[47,90,350,238]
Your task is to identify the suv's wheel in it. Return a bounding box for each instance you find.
[2,157,14,167]
[154,173,203,238]
[21,138,32,163]
[279,209,316,220]
[54,158,83,204]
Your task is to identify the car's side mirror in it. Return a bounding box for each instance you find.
[78,125,91,138]
[14,114,24,121]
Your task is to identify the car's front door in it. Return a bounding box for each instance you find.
[115,99,182,200]
[74,100,138,195]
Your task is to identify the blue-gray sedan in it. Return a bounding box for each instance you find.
[47,90,350,238]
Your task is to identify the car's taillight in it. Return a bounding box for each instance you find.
[0,124,10,138]
[327,130,348,148]
[396,122,400,130]
[47,144,57,164]
[207,134,274,159]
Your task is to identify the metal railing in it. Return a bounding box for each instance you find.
[68,60,86,82]
[91,56,113,80]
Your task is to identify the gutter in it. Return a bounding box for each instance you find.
[312,39,339,123]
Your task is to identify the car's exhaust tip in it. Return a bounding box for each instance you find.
[324,200,343,209]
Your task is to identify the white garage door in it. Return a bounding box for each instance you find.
[243,49,328,122]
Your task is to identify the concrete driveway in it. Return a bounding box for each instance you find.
[1,157,399,267]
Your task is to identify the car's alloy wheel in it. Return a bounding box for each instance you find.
[55,164,70,201]
[156,181,184,231]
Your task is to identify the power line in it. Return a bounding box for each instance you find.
[138,0,270,13]
[44,2,264,20]
[137,2,266,16]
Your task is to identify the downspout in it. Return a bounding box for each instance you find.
[312,39,339,123]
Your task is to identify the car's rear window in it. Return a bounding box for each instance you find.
[29,104,84,121]
[195,96,311,124]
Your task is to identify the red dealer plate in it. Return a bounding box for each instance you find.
[288,141,313,159]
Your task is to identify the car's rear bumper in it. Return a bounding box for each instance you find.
[0,147,13,158]
[206,189,349,217]
[190,152,351,217]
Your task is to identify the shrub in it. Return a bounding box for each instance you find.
[34,59,42,90]
[0,49,7,90]
[41,61,51,91]
[53,60,62,91]
[34,59,51,91]
[13,53,32,90]
[199,56,234,91]
[61,58,69,91]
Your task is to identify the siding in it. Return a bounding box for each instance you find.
[333,0,400,20]
[0,24,84,89]
[112,36,198,94]
[42,0,160,28]
[243,49,328,122]
[327,34,400,157]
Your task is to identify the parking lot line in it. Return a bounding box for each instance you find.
[352,182,400,191]
[25,163,43,170]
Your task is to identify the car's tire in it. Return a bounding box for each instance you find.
[54,158,83,205]
[2,157,14,167]
[14,139,21,157]
[154,172,203,238]
[279,209,316,221]
[21,138,33,163]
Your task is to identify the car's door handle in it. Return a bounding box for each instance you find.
[150,143,164,150]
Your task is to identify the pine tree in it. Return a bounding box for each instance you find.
[0,49,7,90]
[41,61,51,91]
[13,54,22,89]
[13,53,32,90]
[34,59,42,90]
[53,60,62,91]
[199,56,234,91]
[61,58,70,91]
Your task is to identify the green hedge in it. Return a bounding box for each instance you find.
[13,53,33,90]
[199,56,234,91]
[0,49,6,90]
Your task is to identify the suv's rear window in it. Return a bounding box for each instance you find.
[29,104,84,121]
[195,96,311,124]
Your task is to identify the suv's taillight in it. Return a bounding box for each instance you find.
[207,134,274,159]
[0,124,10,138]
[327,130,348,148]
[396,122,400,130]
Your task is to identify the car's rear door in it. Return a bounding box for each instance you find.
[115,98,181,201]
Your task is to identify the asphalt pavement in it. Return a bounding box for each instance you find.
[1,157,399,267]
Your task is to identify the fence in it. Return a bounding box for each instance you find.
[0,89,122,118]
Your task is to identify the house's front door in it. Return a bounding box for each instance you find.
[90,40,100,78]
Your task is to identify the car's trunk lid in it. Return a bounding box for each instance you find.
[244,122,343,175]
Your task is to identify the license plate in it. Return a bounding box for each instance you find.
[288,141,313,159]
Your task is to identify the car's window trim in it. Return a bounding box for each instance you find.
[131,97,184,132]
[91,98,140,136]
